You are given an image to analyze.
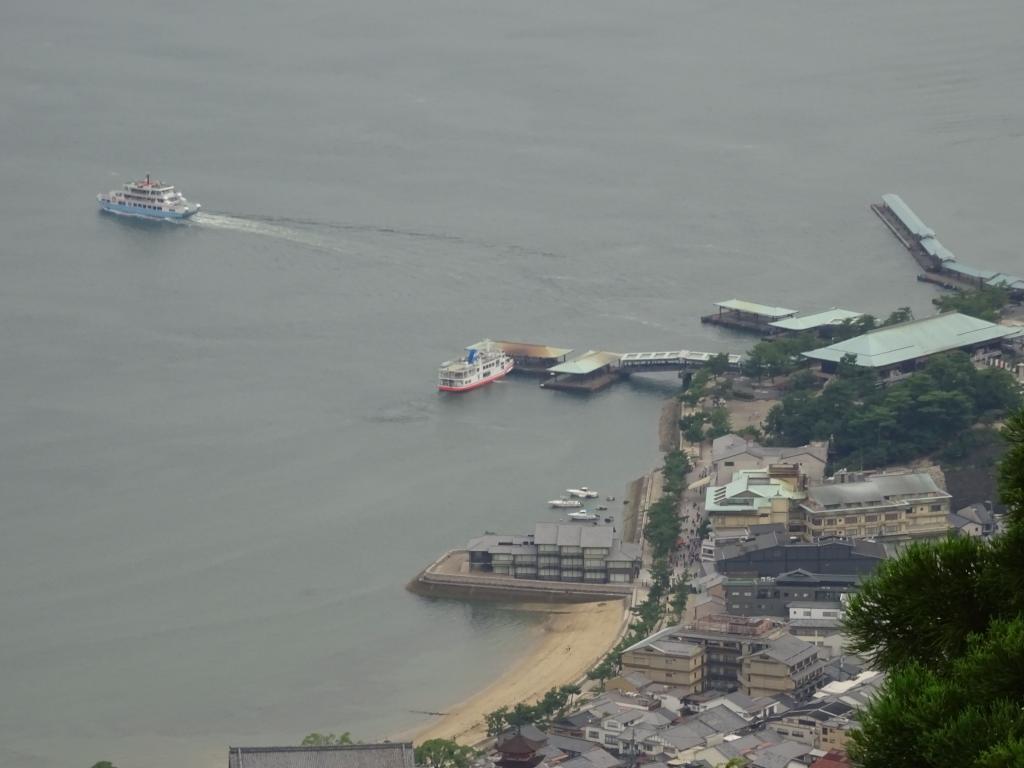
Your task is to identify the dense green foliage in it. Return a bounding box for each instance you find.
[934,286,1010,322]
[679,407,732,443]
[302,732,354,746]
[764,351,1021,468]
[669,574,690,621]
[679,411,707,444]
[483,684,581,736]
[843,407,1024,768]
[679,368,712,406]
[414,739,477,768]
[740,333,819,381]
[587,450,692,682]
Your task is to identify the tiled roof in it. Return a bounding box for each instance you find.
[806,471,947,508]
[228,744,415,768]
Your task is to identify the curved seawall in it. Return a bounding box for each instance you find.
[408,550,634,603]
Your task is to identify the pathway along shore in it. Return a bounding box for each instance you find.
[400,600,628,746]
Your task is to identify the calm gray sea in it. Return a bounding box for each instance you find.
[1,1,1022,766]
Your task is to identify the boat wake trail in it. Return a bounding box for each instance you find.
[191,211,564,261]
[191,211,349,253]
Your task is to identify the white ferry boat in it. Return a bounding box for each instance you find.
[549,498,583,508]
[567,487,599,499]
[97,174,200,220]
[438,341,514,393]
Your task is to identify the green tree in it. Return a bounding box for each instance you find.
[650,556,671,592]
[302,732,354,746]
[415,739,477,768]
[484,706,509,736]
[670,575,690,620]
[881,307,914,326]
[706,353,731,379]
[934,286,1010,321]
[706,406,732,439]
[843,407,1024,768]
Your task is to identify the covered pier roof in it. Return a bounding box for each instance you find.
[803,312,1016,368]
[714,299,797,319]
[548,350,621,375]
[881,193,935,239]
[769,308,863,332]
[471,340,573,359]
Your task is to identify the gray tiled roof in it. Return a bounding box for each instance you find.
[956,503,994,527]
[228,744,415,768]
[711,435,828,465]
[694,705,748,735]
[806,471,947,508]
[534,523,615,548]
[757,633,819,666]
[622,626,703,657]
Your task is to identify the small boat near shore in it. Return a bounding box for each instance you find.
[98,174,200,220]
[567,510,598,521]
[566,487,599,499]
[549,498,583,508]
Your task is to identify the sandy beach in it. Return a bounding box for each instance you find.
[403,600,628,746]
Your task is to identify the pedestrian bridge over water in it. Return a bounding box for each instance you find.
[618,350,743,373]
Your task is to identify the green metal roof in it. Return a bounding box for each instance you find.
[714,299,797,318]
[547,350,621,375]
[469,340,573,358]
[803,312,1016,368]
[770,308,863,331]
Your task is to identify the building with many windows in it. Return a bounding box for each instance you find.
[800,470,951,541]
[704,469,806,529]
[715,532,886,578]
[620,629,706,694]
[739,633,826,700]
[467,523,641,584]
[711,433,828,485]
[723,570,861,618]
[642,616,786,692]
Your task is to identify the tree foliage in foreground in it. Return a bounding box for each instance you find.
[587,450,693,683]
[414,738,477,768]
[764,351,1021,469]
[482,684,581,736]
[843,407,1024,768]
[934,285,1010,322]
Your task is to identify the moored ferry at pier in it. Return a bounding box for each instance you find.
[97,174,201,220]
[438,341,514,393]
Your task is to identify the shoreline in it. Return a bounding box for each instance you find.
[398,599,629,746]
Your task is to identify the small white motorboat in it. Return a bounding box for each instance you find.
[566,487,600,499]
[549,498,583,508]
[567,510,599,521]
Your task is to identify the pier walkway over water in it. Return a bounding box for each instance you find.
[618,350,743,373]
[871,193,1024,300]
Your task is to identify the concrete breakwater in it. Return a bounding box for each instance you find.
[408,550,634,603]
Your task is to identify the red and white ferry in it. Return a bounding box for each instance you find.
[438,341,514,393]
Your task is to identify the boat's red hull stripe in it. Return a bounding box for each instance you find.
[438,364,514,392]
